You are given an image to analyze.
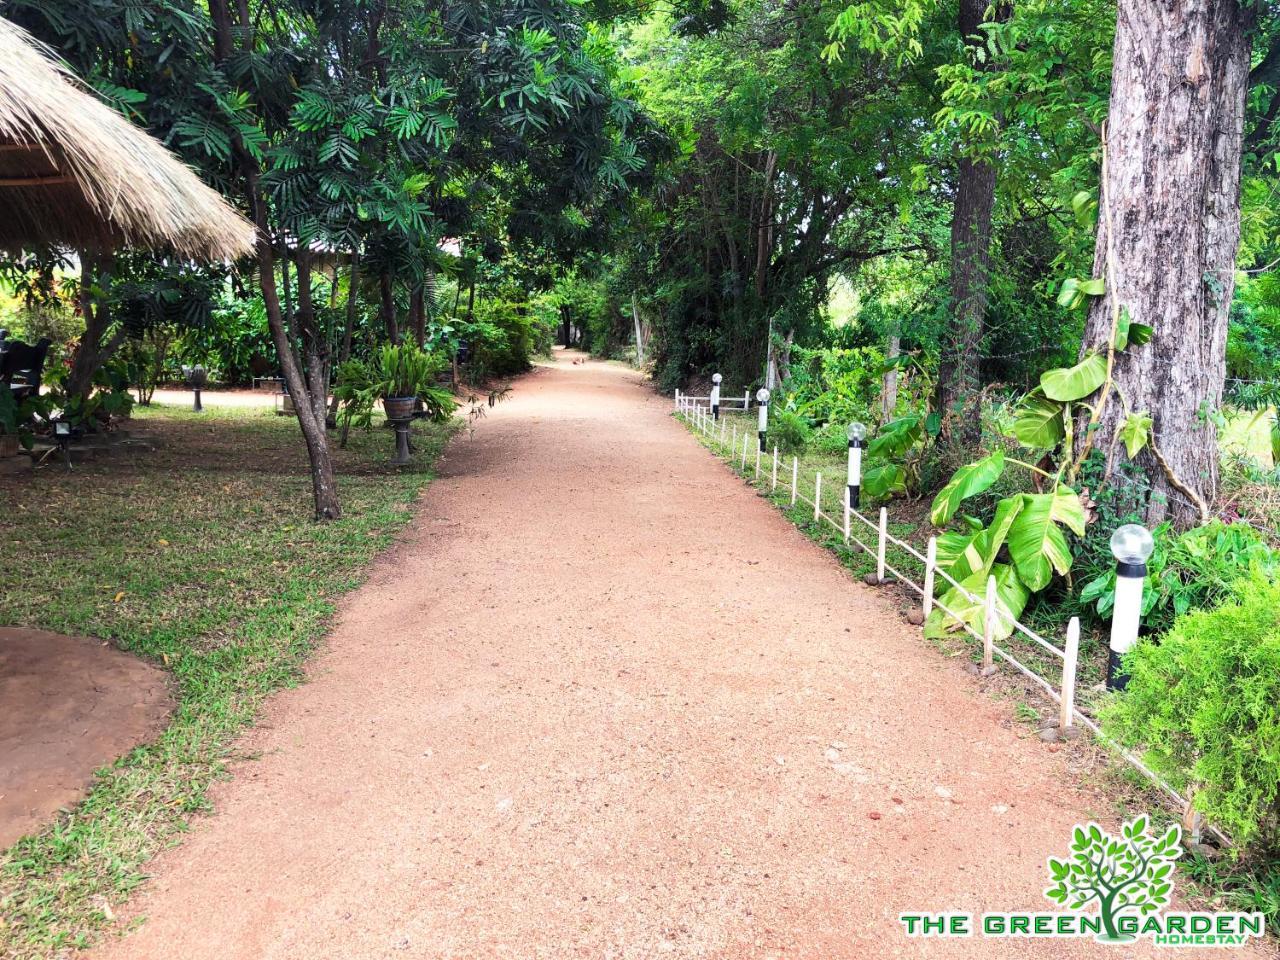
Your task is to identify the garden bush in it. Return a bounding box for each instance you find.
[767,407,810,454]
[1101,573,1280,851]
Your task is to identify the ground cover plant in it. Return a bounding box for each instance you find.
[0,403,453,955]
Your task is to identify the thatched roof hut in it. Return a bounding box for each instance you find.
[0,18,256,261]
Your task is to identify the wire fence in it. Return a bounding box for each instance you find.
[672,392,1226,845]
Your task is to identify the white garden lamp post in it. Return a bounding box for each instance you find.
[756,387,770,452]
[710,372,722,421]
[1107,523,1154,691]
[846,421,867,509]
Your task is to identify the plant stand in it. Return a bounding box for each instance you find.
[389,418,412,465]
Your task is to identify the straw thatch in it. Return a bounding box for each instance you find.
[0,18,257,261]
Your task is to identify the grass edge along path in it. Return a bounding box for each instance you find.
[0,407,456,957]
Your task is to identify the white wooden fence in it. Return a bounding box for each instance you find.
[674,395,1219,839]
[673,387,751,411]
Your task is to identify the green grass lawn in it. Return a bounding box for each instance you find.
[0,404,454,957]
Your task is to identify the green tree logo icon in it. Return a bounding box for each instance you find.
[1044,815,1182,943]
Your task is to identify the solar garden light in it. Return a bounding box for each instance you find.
[755,387,770,452]
[1107,523,1154,691]
[54,418,72,470]
[710,373,722,421]
[846,421,867,509]
[182,364,208,412]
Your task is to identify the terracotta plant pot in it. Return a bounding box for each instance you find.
[383,396,416,421]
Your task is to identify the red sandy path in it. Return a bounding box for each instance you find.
[91,353,1265,959]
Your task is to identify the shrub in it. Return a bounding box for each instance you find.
[767,407,810,454]
[1101,574,1280,851]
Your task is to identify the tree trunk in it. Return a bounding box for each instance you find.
[936,0,1005,441]
[631,295,645,367]
[380,272,399,343]
[253,211,341,520]
[294,249,331,428]
[67,254,126,404]
[882,334,900,423]
[410,285,425,348]
[1075,0,1252,526]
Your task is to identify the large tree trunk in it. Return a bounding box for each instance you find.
[935,0,1004,440]
[66,254,126,404]
[1074,0,1252,527]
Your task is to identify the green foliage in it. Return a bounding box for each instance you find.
[370,345,453,421]
[924,561,1029,642]
[930,451,1005,525]
[1006,486,1087,591]
[767,408,811,454]
[1103,575,1280,850]
[0,388,49,449]
[1040,352,1107,403]
[1011,391,1066,449]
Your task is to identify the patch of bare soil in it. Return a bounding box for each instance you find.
[88,354,1266,959]
[0,628,172,849]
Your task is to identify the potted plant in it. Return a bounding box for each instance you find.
[370,343,452,421]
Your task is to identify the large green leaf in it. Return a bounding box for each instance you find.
[1041,353,1107,402]
[924,563,1030,642]
[1011,392,1065,449]
[866,415,922,460]
[936,495,1024,582]
[1272,417,1280,465]
[1117,411,1153,458]
[1128,322,1154,346]
[862,463,907,498]
[930,452,1005,525]
[1006,487,1087,591]
[1114,305,1130,351]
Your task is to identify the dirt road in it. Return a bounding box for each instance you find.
[92,353,1258,959]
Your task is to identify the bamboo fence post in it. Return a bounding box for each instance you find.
[1060,617,1080,731]
[876,507,888,583]
[923,536,937,619]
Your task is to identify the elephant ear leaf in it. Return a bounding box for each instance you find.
[1271,416,1280,465]
[867,415,922,459]
[1117,411,1153,459]
[938,495,1024,581]
[1012,391,1066,449]
[862,463,907,498]
[923,563,1030,642]
[1041,353,1107,402]
[930,452,1005,526]
[1006,487,1087,591]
